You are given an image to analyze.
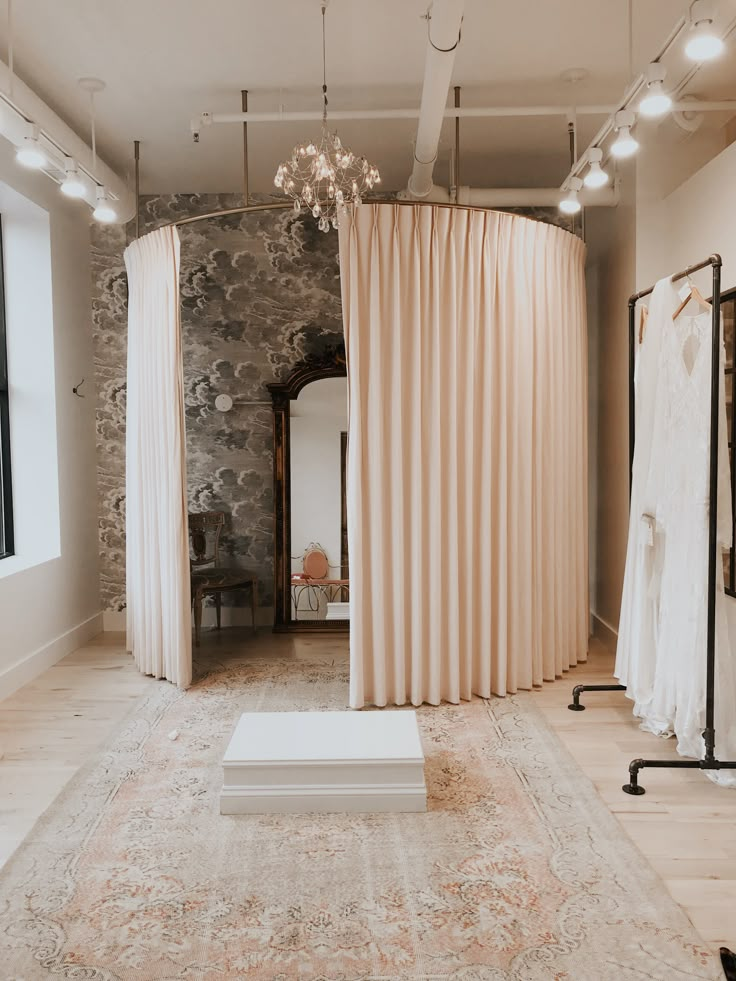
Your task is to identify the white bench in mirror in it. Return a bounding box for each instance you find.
[326,601,350,620]
[221,710,427,814]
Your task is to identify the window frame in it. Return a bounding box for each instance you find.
[722,286,736,598]
[0,216,14,560]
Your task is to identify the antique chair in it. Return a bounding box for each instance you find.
[188,511,259,647]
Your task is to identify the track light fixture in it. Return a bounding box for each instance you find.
[583,147,609,188]
[639,62,672,117]
[611,110,639,158]
[93,186,116,223]
[16,125,47,169]
[559,1,729,211]
[685,0,724,60]
[559,176,583,215]
[60,158,86,198]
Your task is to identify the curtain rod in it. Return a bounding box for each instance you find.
[144,198,580,237]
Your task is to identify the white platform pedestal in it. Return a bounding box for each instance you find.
[326,602,350,620]
[220,711,426,815]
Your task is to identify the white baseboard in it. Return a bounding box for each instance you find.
[0,612,103,701]
[101,607,275,634]
[591,612,618,651]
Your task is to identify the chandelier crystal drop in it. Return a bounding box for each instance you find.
[273,1,380,231]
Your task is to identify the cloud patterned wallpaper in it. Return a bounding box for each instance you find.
[92,194,575,617]
[92,194,343,615]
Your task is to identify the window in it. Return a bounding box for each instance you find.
[0,217,13,559]
[723,288,735,597]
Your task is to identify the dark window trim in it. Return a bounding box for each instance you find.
[0,216,14,560]
[722,286,736,598]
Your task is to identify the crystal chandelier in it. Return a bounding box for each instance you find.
[273,1,380,232]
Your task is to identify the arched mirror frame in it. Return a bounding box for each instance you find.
[267,343,349,631]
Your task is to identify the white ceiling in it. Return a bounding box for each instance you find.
[2,0,735,194]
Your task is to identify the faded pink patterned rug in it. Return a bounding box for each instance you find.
[0,651,720,980]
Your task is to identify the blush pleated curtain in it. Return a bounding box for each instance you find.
[124,226,192,688]
[339,203,588,708]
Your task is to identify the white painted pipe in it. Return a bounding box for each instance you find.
[207,105,619,124]
[397,184,619,207]
[0,60,134,222]
[407,0,465,198]
[201,99,736,131]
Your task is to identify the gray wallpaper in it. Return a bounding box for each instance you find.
[92,194,343,615]
[92,194,574,617]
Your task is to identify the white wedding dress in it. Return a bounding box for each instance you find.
[637,305,736,786]
[615,277,679,703]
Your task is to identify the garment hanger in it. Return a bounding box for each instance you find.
[672,274,711,321]
[639,306,649,343]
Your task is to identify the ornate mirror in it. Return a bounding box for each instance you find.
[268,345,349,631]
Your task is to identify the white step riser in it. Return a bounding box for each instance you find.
[223,762,426,789]
[221,786,427,814]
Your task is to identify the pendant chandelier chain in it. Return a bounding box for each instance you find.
[273,0,381,232]
[322,1,328,126]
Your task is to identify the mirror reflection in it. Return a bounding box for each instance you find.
[289,376,349,622]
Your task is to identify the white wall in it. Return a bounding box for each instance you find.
[0,138,101,697]
[638,137,736,293]
[589,127,736,642]
[638,135,736,639]
[585,162,638,636]
[290,377,348,577]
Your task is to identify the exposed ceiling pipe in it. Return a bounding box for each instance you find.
[406,0,465,198]
[194,100,736,134]
[397,184,619,207]
[202,105,616,125]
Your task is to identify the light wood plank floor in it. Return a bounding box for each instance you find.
[1,629,735,951]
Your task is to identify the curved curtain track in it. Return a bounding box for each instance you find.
[339,203,588,708]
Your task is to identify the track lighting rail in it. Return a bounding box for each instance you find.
[0,60,133,222]
[560,5,736,209]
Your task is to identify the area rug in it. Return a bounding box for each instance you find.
[0,650,720,980]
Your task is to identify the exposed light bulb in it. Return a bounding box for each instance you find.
[685,22,724,60]
[559,191,581,215]
[584,161,609,188]
[610,109,639,159]
[16,133,47,170]
[611,127,639,158]
[559,177,582,215]
[93,186,116,223]
[639,62,672,118]
[583,148,609,189]
[60,160,86,198]
[640,82,672,117]
[685,1,724,60]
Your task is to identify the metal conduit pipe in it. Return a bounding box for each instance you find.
[406,0,465,199]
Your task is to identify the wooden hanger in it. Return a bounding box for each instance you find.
[639,306,649,343]
[672,282,711,321]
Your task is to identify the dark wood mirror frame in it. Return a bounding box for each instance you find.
[267,344,349,632]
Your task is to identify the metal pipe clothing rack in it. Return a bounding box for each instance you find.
[569,253,736,794]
